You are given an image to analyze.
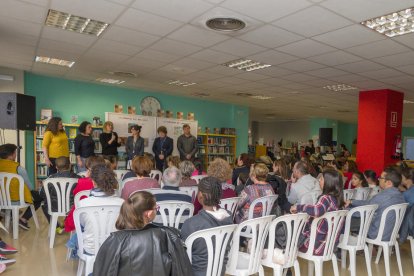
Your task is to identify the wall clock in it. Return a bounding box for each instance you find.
[140,96,161,116]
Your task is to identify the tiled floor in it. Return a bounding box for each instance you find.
[2,212,413,276]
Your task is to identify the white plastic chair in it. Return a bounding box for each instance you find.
[43,177,78,248]
[77,171,88,178]
[0,173,39,239]
[185,224,237,276]
[74,190,91,208]
[408,236,414,269]
[74,205,121,276]
[150,169,162,184]
[343,189,355,201]
[191,175,207,184]
[157,200,194,229]
[219,197,241,216]
[179,186,199,202]
[262,213,309,276]
[366,203,408,276]
[300,191,320,205]
[368,186,381,199]
[337,204,378,276]
[226,215,274,276]
[298,210,348,276]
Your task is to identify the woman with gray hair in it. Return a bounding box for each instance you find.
[179,160,197,187]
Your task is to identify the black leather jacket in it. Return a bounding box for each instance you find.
[93,224,193,276]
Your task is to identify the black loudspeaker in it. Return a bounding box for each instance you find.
[319,128,333,146]
[0,93,36,131]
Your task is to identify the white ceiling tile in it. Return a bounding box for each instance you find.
[111,62,155,75]
[257,77,292,86]
[218,76,250,85]
[205,65,243,76]
[189,49,238,64]
[159,64,199,75]
[280,73,318,82]
[38,38,89,54]
[126,56,169,68]
[272,6,353,37]
[132,0,213,23]
[115,8,183,36]
[373,52,414,67]
[36,48,80,61]
[335,60,386,73]
[0,61,32,71]
[134,49,180,63]
[235,72,271,81]
[306,67,348,78]
[247,50,299,65]
[106,0,135,5]
[82,50,130,65]
[278,60,325,72]
[307,51,363,66]
[167,25,229,47]
[0,42,36,60]
[358,68,405,79]
[42,27,98,47]
[184,71,224,82]
[211,38,266,57]
[221,0,312,22]
[238,25,304,48]
[345,40,411,59]
[0,16,42,38]
[0,0,46,24]
[313,25,385,48]
[392,33,414,49]
[276,39,336,58]
[396,65,414,75]
[21,0,49,6]
[91,39,143,56]
[51,0,126,23]
[150,38,202,56]
[258,66,296,77]
[169,57,215,71]
[329,74,370,83]
[102,26,161,47]
[1,33,38,48]
[349,80,390,90]
[281,82,313,90]
[321,0,414,21]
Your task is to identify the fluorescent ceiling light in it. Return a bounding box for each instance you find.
[250,95,272,100]
[35,56,75,67]
[167,80,197,87]
[323,84,357,92]
[361,7,414,37]
[45,9,109,36]
[223,59,271,72]
[96,78,125,84]
[0,74,14,81]
[404,100,414,104]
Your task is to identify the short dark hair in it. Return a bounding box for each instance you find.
[198,176,222,206]
[157,126,167,134]
[183,124,190,129]
[295,161,308,175]
[0,144,17,159]
[78,121,91,134]
[384,167,402,187]
[402,168,414,183]
[130,125,141,131]
[55,156,70,171]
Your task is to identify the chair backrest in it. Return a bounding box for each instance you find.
[265,213,309,267]
[248,195,278,219]
[74,205,121,258]
[0,173,25,206]
[43,177,78,215]
[343,189,355,201]
[368,186,381,199]
[226,215,274,275]
[191,175,207,184]
[157,200,194,229]
[150,170,162,184]
[305,210,348,261]
[341,204,378,250]
[300,191,320,205]
[185,224,237,276]
[358,187,371,200]
[179,186,198,202]
[114,170,129,183]
[74,190,91,208]
[77,171,88,178]
[219,197,241,216]
[372,203,408,244]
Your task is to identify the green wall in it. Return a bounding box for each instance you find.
[24,73,249,183]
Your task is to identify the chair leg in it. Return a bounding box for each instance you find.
[383,246,391,276]
[4,210,11,230]
[375,246,383,264]
[341,249,347,269]
[12,208,19,239]
[273,265,283,276]
[332,254,339,276]
[66,231,74,262]
[30,205,39,229]
[85,257,95,276]
[410,238,414,269]
[314,260,323,276]
[368,243,373,260]
[349,249,356,276]
[308,261,314,276]
[394,243,404,276]
[0,221,8,233]
[76,259,84,276]
[49,215,58,248]
[364,245,373,276]
[258,265,265,276]
[294,260,301,276]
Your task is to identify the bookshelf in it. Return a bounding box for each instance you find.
[34,121,103,187]
[197,133,236,170]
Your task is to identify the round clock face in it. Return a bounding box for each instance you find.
[140,96,161,116]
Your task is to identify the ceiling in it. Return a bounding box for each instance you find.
[1,0,414,125]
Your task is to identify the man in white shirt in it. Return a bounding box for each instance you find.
[288,161,321,205]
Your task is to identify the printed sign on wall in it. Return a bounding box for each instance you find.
[390,111,397,128]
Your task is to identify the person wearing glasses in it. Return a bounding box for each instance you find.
[93,191,193,276]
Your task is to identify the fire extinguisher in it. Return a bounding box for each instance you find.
[392,135,402,160]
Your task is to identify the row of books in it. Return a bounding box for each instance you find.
[92,129,102,139]
[37,166,47,177]
[207,137,231,145]
[208,146,231,154]
[36,125,47,137]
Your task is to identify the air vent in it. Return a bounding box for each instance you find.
[236,92,253,97]
[206,18,246,32]
[109,71,137,78]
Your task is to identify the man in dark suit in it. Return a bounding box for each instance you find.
[152,126,173,171]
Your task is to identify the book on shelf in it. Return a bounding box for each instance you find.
[36,125,46,137]
[94,141,102,152]
[70,153,76,164]
[92,129,102,139]
[69,140,75,152]
[69,128,77,139]
[36,140,43,149]
[36,152,46,163]
[37,166,47,176]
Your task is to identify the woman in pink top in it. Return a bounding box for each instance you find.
[121,156,159,200]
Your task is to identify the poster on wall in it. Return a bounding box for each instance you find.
[157,117,198,156]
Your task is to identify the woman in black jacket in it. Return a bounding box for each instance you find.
[93,191,193,276]
[99,121,121,159]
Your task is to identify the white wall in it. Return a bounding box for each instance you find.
[253,120,310,145]
[0,67,26,165]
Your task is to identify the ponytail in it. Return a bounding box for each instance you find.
[116,191,156,230]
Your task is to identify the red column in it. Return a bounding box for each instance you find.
[356,89,404,175]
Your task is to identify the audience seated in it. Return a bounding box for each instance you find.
[93,191,192,276]
[191,159,206,176]
[290,169,344,255]
[232,153,252,185]
[402,168,414,207]
[179,161,197,187]
[166,155,181,168]
[151,167,192,203]
[343,160,357,189]
[350,171,369,200]
[181,176,233,276]
[267,160,289,213]
[345,167,406,241]
[121,156,159,200]
[287,161,321,205]
[235,163,275,223]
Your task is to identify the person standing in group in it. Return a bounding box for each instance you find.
[152,126,173,171]
[74,121,95,173]
[126,125,145,163]
[42,117,69,175]
[177,124,197,161]
[99,121,121,160]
